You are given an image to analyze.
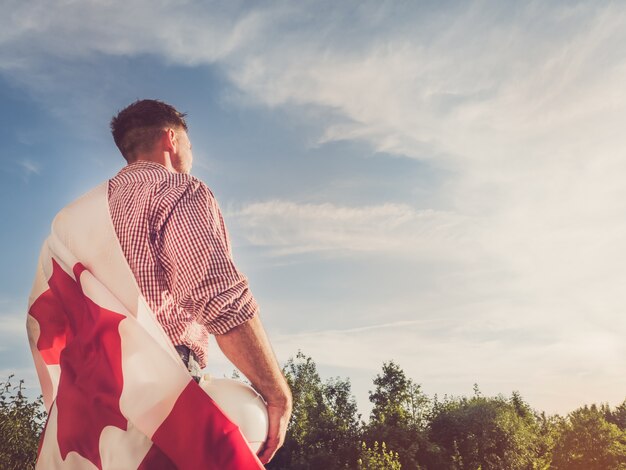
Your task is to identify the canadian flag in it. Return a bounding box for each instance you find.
[26,182,264,469]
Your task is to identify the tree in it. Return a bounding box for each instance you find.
[534,411,563,470]
[369,361,429,429]
[603,399,626,431]
[323,376,362,461]
[426,391,540,469]
[551,404,626,470]
[267,352,361,469]
[0,375,46,470]
[364,361,430,469]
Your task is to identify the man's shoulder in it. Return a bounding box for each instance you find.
[109,162,221,212]
[151,176,220,231]
[110,161,190,187]
[154,173,214,205]
[108,162,215,201]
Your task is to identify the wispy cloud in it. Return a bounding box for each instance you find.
[225,200,474,259]
[269,317,626,414]
[18,159,40,176]
[0,0,264,66]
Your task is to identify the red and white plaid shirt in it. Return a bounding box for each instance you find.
[107,160,259,368]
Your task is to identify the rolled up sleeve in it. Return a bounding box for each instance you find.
[156,180,259,335]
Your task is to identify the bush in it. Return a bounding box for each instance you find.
[551,404,626,470]
[358,441,402,470]
[0,375,46,470]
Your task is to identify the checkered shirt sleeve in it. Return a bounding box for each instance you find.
[154,180,259,335]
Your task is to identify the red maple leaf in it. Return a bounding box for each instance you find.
[30,259,127,469]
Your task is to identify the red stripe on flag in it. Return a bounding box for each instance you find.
[149,380,264,470]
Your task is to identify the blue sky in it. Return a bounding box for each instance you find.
[2,0,625,416]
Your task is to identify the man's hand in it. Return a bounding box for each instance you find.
[215,315,292,464]
[257,399,292,464]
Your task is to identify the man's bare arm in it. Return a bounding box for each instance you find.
[215,315,292,464]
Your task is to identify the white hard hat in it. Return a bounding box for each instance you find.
[199,375,269,454]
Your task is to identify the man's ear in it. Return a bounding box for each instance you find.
[162,128,178,153]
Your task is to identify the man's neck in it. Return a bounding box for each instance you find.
[131,154,177,173]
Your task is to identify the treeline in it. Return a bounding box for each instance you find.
[2,353,626,469]
[267,352,626,470]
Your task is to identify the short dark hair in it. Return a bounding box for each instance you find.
[110,99,188,161]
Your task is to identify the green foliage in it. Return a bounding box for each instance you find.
[425,390,540,469]
[268,356,626,470]
[358,441,402,470]
[267,351,361,469]
[604,400,626,431]
[0,375,46,470]
[551,404,626,470]
[364,361,429,469]
[534,411,563,469]
[5,356,626,470]
[369,361,429,430]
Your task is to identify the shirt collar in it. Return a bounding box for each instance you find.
[117,160,172,176]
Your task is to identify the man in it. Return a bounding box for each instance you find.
[107,99,292,464]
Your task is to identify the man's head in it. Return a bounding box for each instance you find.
[110,99,193,173]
